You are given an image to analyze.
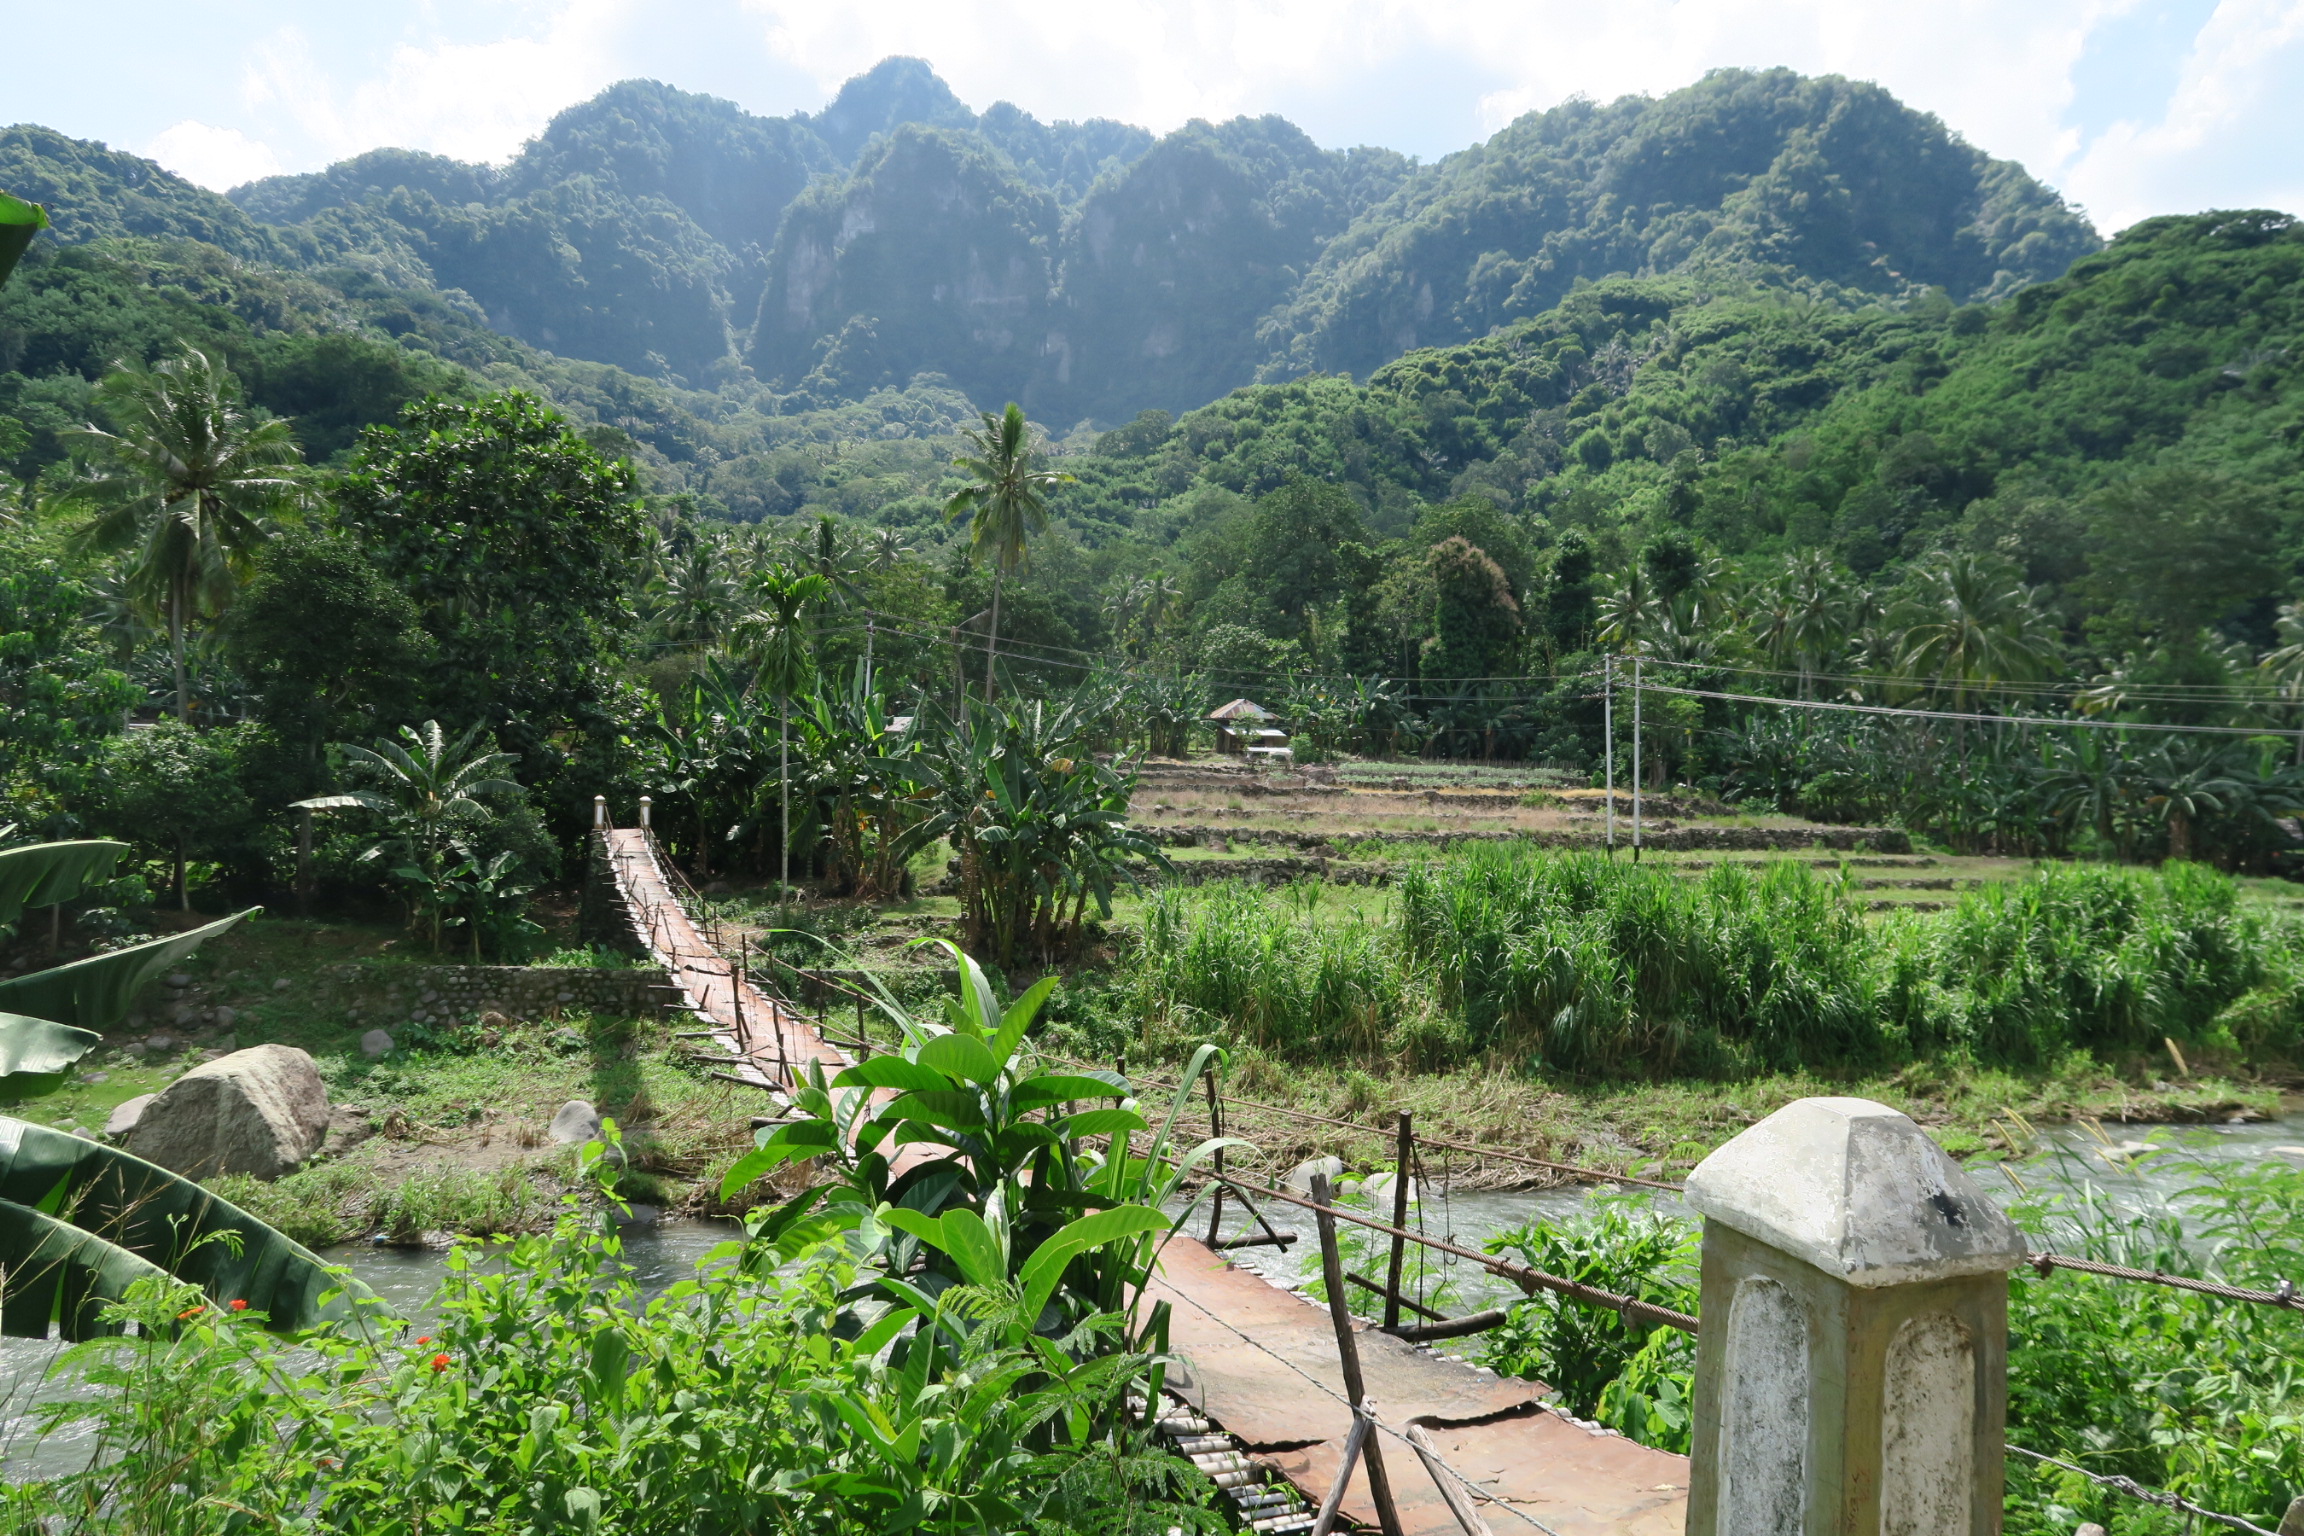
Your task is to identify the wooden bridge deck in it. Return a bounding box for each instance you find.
[602,828,847,1094]
[607,826,1690,1533]
[1152,1235,1689,1535]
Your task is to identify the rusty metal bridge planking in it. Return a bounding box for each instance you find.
[603,822,1690,1536]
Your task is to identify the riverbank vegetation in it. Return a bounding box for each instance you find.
[1462,1147,2304,1535]
[3,960,1233,1535]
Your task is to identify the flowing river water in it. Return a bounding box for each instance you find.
[4,1111,2297,1481]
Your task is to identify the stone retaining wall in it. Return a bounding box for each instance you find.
[1147,824,1914,855]
[580,831,651,956]
[315,962,670,1026]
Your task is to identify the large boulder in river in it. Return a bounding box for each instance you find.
[123,1044,331,1180]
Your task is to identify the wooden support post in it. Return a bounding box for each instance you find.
[1311,1403,1374,1536]
[1383,1110,1413,1331]
[295,805,314,920]
[1204,1069,1228,1246]
[1309,1172,1403,1536]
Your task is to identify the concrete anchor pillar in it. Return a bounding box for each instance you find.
[638,795,652,829]
[1682,1097,2027,1536]
[593,795,607,829]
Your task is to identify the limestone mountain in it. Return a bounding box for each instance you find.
[5,58,2095,425]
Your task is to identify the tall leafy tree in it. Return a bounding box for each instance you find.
[67,349,304,722]
[338,392,644,759]
[943,403,1071,700]
[733,566,830,895]
[94,720,251,909]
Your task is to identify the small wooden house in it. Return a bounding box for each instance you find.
[1208,698,1288,756]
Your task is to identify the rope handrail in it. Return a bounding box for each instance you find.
[1216,1173,1699,1335]
[2024,1251,2302,1311]
[2005,1446,2281,1536]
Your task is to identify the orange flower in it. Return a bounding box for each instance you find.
[430,1353,451,1372]
[415,1336,431,1346]
[177,1306,204,1320]
[229,1299,248,1311]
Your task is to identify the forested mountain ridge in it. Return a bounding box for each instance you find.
[1260,69,2099,381]
[3,59,2092,424]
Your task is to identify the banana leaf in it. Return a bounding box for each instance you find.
[0,1117,391,1338]
[0,909,255,1031]
[0,840,127,927]
[0,192,46,288]
[0,1012,102,1078]
[0,1195,171,1339]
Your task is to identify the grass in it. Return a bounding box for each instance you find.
[1105,853,2304,1128]
[0,914,758,1244]
[1092,1048,2280,1187]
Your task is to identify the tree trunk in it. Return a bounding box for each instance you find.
[2168,809,2193,863]
[169,584,190,725]
[985,566,1004,702]
[779,696,791,897]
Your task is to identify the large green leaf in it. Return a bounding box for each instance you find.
[0,1117,390,1337]
[0,1012,102,1078]
[0,1195,171,1339]
[0,192,47,289]
[0,909,255,1031]
[0,841,128,927]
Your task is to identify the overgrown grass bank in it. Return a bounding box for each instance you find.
[1128,852,2304,1080]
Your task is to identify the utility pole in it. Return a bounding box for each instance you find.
[1632,655,1643,863]
[1603,655,1616,857]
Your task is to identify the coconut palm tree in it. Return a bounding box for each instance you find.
[1893,552,2058,712]
[1778,549,1855,697]
[2259,599,2304,763]
[866,526,915,571]
[67,349,304,722]
[733,566,831,895]
[648,533,742,651]
[332,720,523,949]
[944,403,1072,700]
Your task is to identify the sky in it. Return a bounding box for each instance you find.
[8,0,2303,234]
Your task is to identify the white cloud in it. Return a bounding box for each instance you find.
[89,0,2304,230]
[237,2,638,168]
[2060,0,2304,229]
[142,120,285,191]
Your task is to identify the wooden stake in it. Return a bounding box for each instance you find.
[1205,1068,1228,1246]
[1383,1110,1413,1330]
[1310,1172,1402,1536]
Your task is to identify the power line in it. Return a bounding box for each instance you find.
[1638,681,2304,741]
[1642,654,2297,706]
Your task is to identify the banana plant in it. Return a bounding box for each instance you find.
[0,839,254,1080]
[0,191,45,287]
[723,940,1247,1340]
[897,696,1166,967]
[0,1117,388,1340]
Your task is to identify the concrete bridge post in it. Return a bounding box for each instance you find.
[1682,1097,2027,1536]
